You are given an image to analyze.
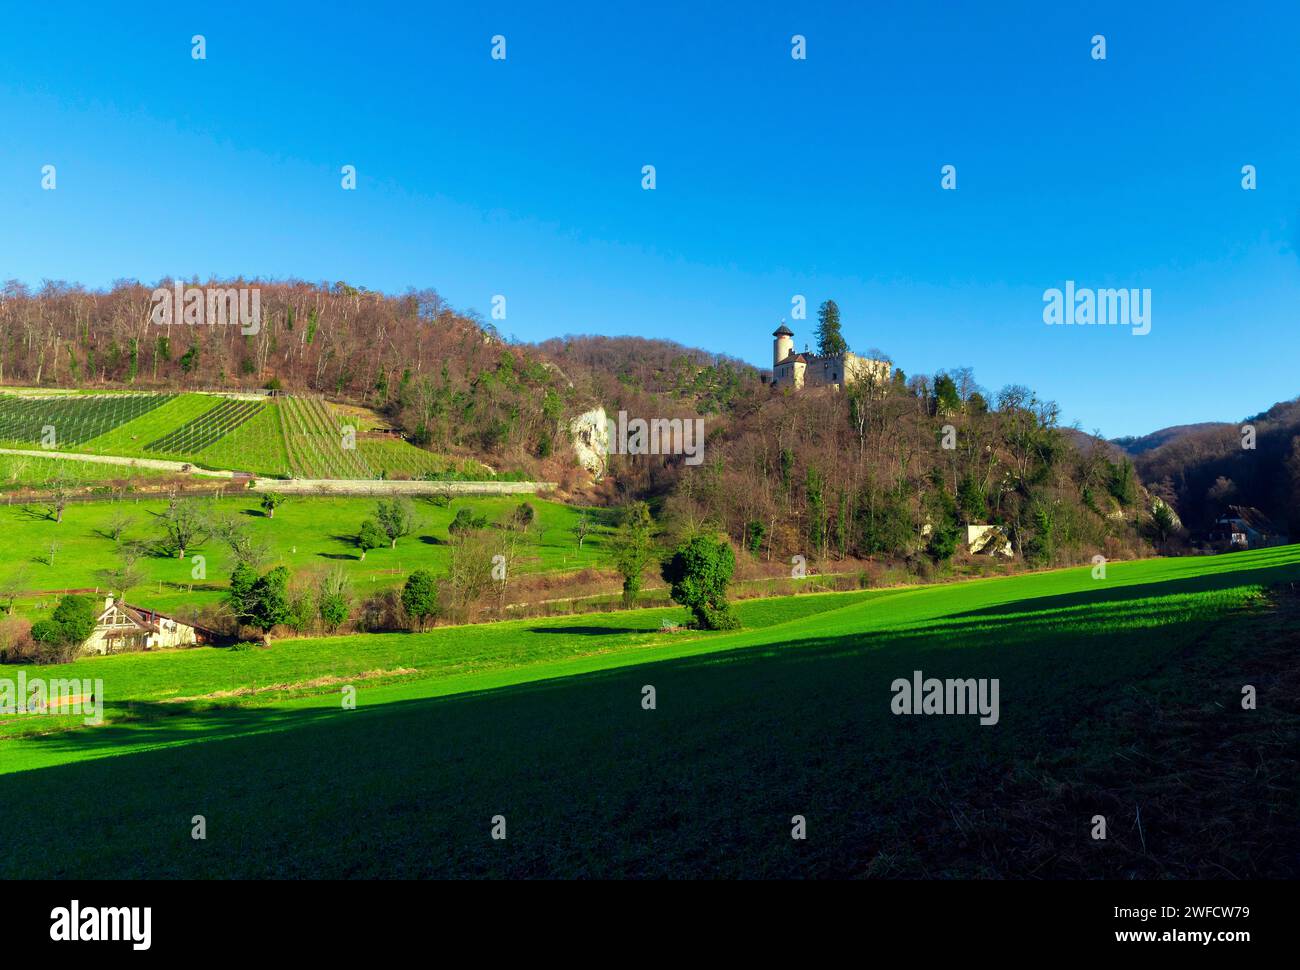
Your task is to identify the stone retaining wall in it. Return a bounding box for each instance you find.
[248,478,556,496]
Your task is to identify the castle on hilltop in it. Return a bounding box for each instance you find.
[770,323,891,390]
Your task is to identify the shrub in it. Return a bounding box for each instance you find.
[30,594,97,648]
[318,568,352,632]
[925,490,962,563]
[448,507,488,536]
[511,502,536,531]
[357,589,405,633]
[401,569,440,631]
[660,535,739,630]
[226,562,259,626]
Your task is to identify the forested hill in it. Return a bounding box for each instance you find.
[8,278,1289,562]
[0,280,761,486]
[0,279,583,478]
[536,334,764,416]
[1116,397,1300,536]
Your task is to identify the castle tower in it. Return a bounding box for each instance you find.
[773,323,794,368]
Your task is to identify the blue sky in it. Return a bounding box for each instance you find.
[1,1,1296,437]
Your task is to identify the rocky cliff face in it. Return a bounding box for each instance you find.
[569,406,609,480]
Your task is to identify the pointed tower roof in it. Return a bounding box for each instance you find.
[772,323,794,337]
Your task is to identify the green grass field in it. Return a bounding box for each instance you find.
[0,494,609,618]
[2,545,1297,878]
[0,454,176,489]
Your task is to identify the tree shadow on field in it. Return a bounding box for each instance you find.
[3,557,1299,879]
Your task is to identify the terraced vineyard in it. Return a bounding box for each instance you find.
[279,395,375,478]
[0,392,174,447]
[194,403,289,476]
[146,398,265,454]
[76,394,225,458]
[2,389,475,481]
[358,438,492,480]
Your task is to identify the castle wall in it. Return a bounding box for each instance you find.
[769,336,891,391]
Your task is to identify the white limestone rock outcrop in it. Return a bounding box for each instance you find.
[569,406,609,480]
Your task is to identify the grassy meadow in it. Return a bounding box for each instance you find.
[2,544,1296,878]
[1,493,610,619]
[0,454,177,488]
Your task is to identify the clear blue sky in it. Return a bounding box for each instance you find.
[1,1,1296,437]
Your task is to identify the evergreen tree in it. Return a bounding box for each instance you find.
[30,594,97,648]
[816,299,848,357]
[401,569,440,631]
[247,566,290,641]
[226,562,259,626]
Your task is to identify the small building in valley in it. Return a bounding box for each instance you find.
[1207,506,1284,551]
[83,596,218,655]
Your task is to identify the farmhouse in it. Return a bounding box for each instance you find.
[83,596,218,655]
[770,323,891,390]
[1207,506,1284,551]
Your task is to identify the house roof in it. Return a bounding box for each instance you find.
[95,602,219,638]
[96,602,159,634]
[1218,505,1275,533]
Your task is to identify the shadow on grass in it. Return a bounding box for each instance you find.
[3,554,1298,878]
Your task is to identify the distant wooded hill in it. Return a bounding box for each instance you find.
[6,278,1291,558]
[0,282,757,487]
[1112,397,1300,535]
[0,279,585,479]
